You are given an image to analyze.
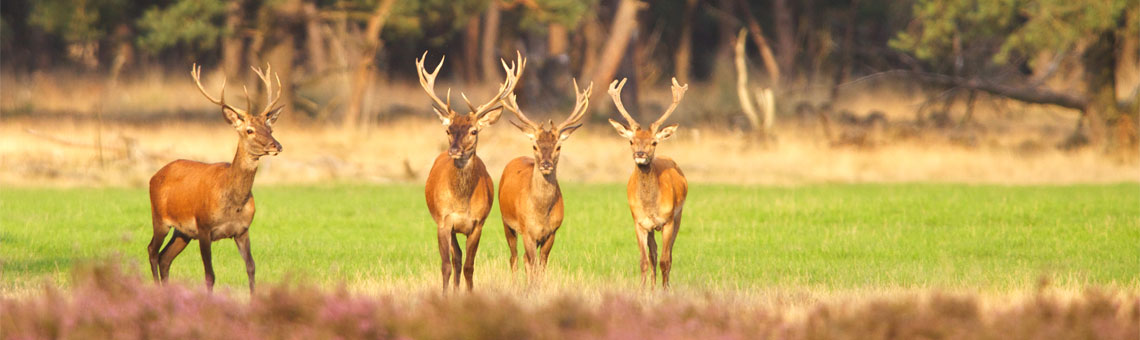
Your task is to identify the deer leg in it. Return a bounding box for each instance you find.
[522,235,539,283]
[436,225,452,291]
[647,231,659,288]
[158,230,191,282]
[536,233,557,282]
[635,229,652,289]
[462,223,483,291]
[504,223,519,273]
[450,233,463,290]
[660,217,680,289]
[199,235,215,291]
[539,233,556,268]
[234,230,256,293]
[147,221,170,283]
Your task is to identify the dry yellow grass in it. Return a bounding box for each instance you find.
[1,69,1136,187]
[1,116,1136,187]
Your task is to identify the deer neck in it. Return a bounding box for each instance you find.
[634,163,659,207]
[530,165,560,209]
[225,142,260,208]
[449,154,480,198]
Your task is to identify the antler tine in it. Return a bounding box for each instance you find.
[461,93,478,114]
[272,72,283,111]
[558,79,593,131]
[191,63,244,114]
[607,78,638,129]
[250,64,282,116]
[651,77,689,131]
[473,51,526,118]
[415,51,451,117]
[242,85,253,114]
[501,93,540,131]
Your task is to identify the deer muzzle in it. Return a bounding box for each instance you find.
[634,152,649,165]
[266,140,283,156]
[538,161,554,174]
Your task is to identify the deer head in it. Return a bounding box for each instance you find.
[607,77,687,166]
[191,63,284,159]
[501,80,593,175]
[417,51,525,167]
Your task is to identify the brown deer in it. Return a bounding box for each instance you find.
[497,80,593,281]
[418,51,525,290]
[147,64,283,292]
[606,77,689,289]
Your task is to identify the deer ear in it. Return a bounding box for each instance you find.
[608,119,633,138]
[265,106,284,127]
[223,107,246,128]
[434,108,451,126]
[477,108,503,128]
[655,124,679,140]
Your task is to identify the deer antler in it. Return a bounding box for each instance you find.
[191,63,248,116]
[501,93,540,132]
[557,79,593,132]
[471,51,526,118]
[607,78,639,130]
[650,77,688,131]
[415,51,451,120]
[250,64,283,116]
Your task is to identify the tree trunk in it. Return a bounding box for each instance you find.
[673,0,697,84]
[735,30,760,131]
[588,0,643,102]
[772,0,796,81]
[579,14,603,82]
[342,0,397,130]
[735,0,781,87]
[548,23,568,56]
[265,36,296,119]
[1081,28,1119,148]
[830,0,859,100]
[462,16,480,83]
[480,0,501,83]
[303,2,327,73]
[221,0,246,78]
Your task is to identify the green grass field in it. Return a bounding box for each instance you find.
[2,183,1137,294]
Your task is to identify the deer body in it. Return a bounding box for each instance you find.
[425,154,494,235]
[417,51,524,290]
[607,77,689,288]
[500,157,563,242]
[627,157,687,234]
[147,64,283,292]
[150,158,258,242]
[498,80,592,279]
[498,157,565,272]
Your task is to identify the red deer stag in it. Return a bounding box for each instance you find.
[418,51,525,290]
[498,80,593,281]
[147,64,283,292]
[606,77,689,289]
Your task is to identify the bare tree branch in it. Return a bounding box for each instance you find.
[842,70,1089,111]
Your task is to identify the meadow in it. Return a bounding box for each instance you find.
[3,183,1137,295]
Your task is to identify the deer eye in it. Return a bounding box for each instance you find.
[629,140,634,145]
[533,145,538,151]
[555,146,561,151]
[246,128,255,135]
[470,130,477,136]
[652,141,658,146]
